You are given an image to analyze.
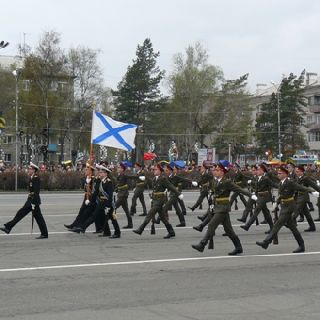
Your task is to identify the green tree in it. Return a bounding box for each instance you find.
[212,74,253,159]
[166,42,223,159]
[255,71,308,158]
[113,38,165,162]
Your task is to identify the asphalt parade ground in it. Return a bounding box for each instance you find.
[1,191,320,320]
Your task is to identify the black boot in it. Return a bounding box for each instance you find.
[0,225,11,234]
[176,215,186,227]
[240,224,249,231]
[193,224,204,232]
[123,217,133,229]
[292,231,305,253]
[192,239,208,252]
[151,223,155,235]
[256,240,269,249]
[133,223,146,235]
[188,206,196,212]
[208,237,214,250]
[228,236,243,255]
[163,223,175,239]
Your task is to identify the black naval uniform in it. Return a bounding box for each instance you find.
[130,169,147,216]
[256,178,314,253]
[133,173,181,238]
[64,174,97,230]
[1,173,48,238]
[192,177,251,255]
[72,176,121,237]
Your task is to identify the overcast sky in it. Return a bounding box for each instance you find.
[2,0,320,94]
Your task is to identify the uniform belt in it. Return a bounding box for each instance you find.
[257,191,269,195]
[281,197,294,203]
[201,182,209,187]
[297,192,307,195]
[136,182,145,186]
[153,192,165,197]
[29,192,34,195]
[215,197,229,204]
[99,196,108,200]
[118,184,128,190]
[235,181,242,185]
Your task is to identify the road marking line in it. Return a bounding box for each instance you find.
[1,252,320,273]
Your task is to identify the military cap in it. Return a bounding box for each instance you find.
[257,163,268,173]
[156,163,164,172]
[278,166,289,174]
[217,160,229,173]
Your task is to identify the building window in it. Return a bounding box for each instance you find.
[4,154,12,162]
[3,135,13,144]
[314,96,320,106]
[308,131,320,142]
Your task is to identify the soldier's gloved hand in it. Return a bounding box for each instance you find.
[317,180,320,187]
[209,204,214,210]
[312,191,320,197]
[192,181,198,187]
[139,176,146,181]
[85,199,90,205]
[86,177,91,184]
[31,204,36,210]
[251,193,258,201]
[272,202,278,210]
[247,180,252,185]
[178,194,184,200]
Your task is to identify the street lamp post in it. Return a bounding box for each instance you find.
[13,69,21,191]
[271,81,282,162]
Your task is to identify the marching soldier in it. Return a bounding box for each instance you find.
[229,163,248,210]
[115,162,132,229]
[64,161,97,230]
[256,166,319,253]
[192,161,254,255]
[240,163,278,233]
[0,162,48,239]
[133,164,184,239]
[163,163,196,227]
[130,162,148,217]
[189,162,212,212]
[70,163,121,238]
[292,165,319,232]
[237,164,258,223]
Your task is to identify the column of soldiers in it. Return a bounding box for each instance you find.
[1,159,320,256]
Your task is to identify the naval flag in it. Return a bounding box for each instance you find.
[91,111,138,151]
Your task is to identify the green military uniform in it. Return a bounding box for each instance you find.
[192,175,251,255]
[292,172,320,231]
[163,172,191,227]
[229,168,248,210]
[130,168,147,216]
[189,170,212,211]
[238,169,258,223]
[133,172,181,238]
[115,172,132,228]
[241,173,278,231]
[256,176,314,253]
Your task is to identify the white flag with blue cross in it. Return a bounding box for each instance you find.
[91,111,138,151]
